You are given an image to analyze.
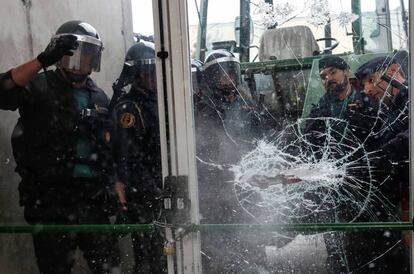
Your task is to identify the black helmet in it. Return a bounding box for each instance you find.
[125,40,156,77]
[54,20,103,74]
[125,41,156,90]
[203,50,240,91]
[355,51,408,81]
[191,59,204,95]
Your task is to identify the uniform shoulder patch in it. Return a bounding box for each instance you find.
[119,112,136,128]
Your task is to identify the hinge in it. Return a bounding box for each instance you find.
[157,50,169,59]
[157,50,168,59]
[163,175,189,224]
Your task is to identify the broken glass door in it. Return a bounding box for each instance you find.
[187,0,411,273]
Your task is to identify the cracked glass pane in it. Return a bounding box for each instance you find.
[189,0,410,273]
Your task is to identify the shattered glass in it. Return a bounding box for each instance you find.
[0,0,410,273]
[189,0,410,273]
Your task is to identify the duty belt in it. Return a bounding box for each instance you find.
[80,107,109,119]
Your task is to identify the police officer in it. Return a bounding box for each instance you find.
[355,53,409,179]
[305,55,374,133]
[112,41,165,274]
[301,55,391,273]
[355,53,408,111]
[194,49,266,273]
[315,56,354,117]
[311,54,411,274]
[354,53,409,274]
[0,21,120,274]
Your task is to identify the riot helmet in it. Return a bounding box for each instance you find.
[191,59,204,96]
[55,21,103,75]
[203,50,240,92]
[124,41,156,91]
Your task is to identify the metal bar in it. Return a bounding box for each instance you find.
[351,0,362,54]
[239,0,251,62]
[240,56,317,71]
[191,222,413,232]
[0,222,411,234]
[196,0,208,61]
[324,18,332,51]
[400,0,408,38]
[384,0,393,51]
[0,224,155,233]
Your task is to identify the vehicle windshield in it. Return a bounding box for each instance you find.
[188,0,408,61]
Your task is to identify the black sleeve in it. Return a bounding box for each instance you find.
[112,101,146,185]
[308,95,330,119]
[0,70,26,110]
[382,129,409,162]
[304,96,331,133]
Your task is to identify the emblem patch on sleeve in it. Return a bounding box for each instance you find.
[120,112,135,128]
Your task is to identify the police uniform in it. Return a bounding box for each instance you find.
[112,86,165,274]
[324,57,411,274]
[195,89,266,273]
[343,94,409,274]
[0,68,120,274]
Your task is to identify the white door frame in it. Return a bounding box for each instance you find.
[152,0,202,273]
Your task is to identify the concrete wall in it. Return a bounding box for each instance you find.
[0,1,134,273]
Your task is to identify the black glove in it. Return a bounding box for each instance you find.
[37,35,79,67]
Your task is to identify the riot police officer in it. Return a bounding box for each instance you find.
[194,49,266,273]
[354,53,409,189]
[0,21,120,274]
[112,41,165,274]
[354,54,410,274]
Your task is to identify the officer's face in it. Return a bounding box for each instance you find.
[215,71,238,91]
[362,72,392,105]
[60,68,89,86]
[137,70,156,91]
[319,67,348,95]
[362,64,406,106]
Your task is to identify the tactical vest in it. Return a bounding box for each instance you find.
[11,70,113,182]
[114,88,162,183]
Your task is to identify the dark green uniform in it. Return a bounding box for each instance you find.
[194,90,265,273]
[1,69,119,274]
[306,88,408,274]
[112,86,165,274]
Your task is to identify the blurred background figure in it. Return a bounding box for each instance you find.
[194,49,269,273]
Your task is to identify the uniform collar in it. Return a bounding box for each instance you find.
[53,69,99,92]
[131,85,157,101]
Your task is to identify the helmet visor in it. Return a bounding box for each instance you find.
[205,58,241,89]
[56,34,103,73]
[125,59,156,82]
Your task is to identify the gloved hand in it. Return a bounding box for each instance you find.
[37,34,78,67]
